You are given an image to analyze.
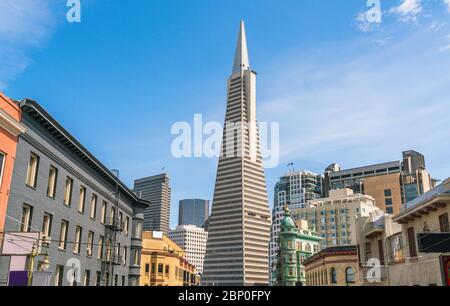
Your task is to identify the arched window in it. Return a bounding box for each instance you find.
[330,267,337,284]
[305,243,311,253]
[345,267,355,284]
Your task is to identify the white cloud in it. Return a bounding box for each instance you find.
[390,0,423,22]
[258,26,450,180]
[444,0,450,12]
[0,0,57,90]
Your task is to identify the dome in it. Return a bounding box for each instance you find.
[280,206,296,231]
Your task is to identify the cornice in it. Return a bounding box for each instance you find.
[0,108,26,137]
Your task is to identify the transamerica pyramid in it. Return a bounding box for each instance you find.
[202,21,271,286]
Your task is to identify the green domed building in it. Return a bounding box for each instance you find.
[274,207,321,286]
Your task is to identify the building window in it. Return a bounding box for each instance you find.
[439,213,449,233]
[98,236,104,259]
[84,270,90,286]
[133,221,143,239]
[133,249,140,266]
[287,240,293,249]
[41,213,52,243]
[74,226,82,254]
[407,227,418,258]
[90,194,97,219]
[345,267,355,284]
[0,151,5,188]
[20,204,33,232]
[114,275,119,286]
[378,239,385,265]
[54,265,64,286]
[110,207,116,225]
[125,217,129,236]
[26,153,39,188]
[122,276,126,286]
[95,272,101,286]
[47,166,58,198]
[165,265,170,275]
[145,263,150,274]
[87,231,94,257]
[386,206,394,214]
[78,187,86,213]
[59,220,69,250]
[330,267,337,284]
[122,246,127,266]
[63,177,73,206]
[365,242,372,261]
[158,263,164,274]
[101,201,107,224]
[385,198,393,206]
[384,189,392,197]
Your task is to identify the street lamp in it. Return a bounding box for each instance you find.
[39,253,51,272]
[27,245,51,286]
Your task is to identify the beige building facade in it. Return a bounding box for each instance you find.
[390,178,450,286]
[355,210,402,286]
[291,189,379,249]
[304,246,360,286]
[353,178,450,286]
[363,173,403,214]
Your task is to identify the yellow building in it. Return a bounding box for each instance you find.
[140,231,197,286]
[303,245,360,286]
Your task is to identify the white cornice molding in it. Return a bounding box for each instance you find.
[0,108,26,137]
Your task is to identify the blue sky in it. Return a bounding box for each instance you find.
[1,0,450,228]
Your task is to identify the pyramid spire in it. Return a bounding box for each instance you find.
[232,21,250,73]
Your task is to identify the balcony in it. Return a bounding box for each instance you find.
[102,254,124,266]
[105,218,125,232]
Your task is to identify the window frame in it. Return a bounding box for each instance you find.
[330,267,337,284]
[41,213,53,243]
[439,213,449,233]
[90,194,97,220]
[46,166,58,198]
[20,204,33,232]
[345,267,355,284]
[59,220,69,250]
[0,151,6,188]
[25,152,40,188]
[87,231,94,257]
[63,177,74,207]
[78,186,86,214]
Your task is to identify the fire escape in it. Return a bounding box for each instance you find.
[101,169,124,286]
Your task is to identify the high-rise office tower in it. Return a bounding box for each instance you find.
[269,170,323,284]
[202,21,271,286]
[169,225,208,275]
[133,173,171,234]
[178,199,210,228]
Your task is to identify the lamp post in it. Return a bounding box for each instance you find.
[27,244,50,286]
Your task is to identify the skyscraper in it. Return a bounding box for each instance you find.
[202,21,271,286]
[169,225,208,275]
[178,199,210,228]
[133,173,171,234]
[269,170,323,284]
